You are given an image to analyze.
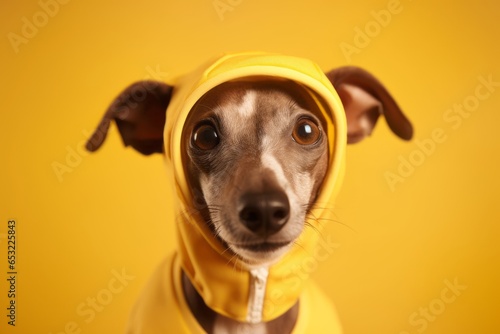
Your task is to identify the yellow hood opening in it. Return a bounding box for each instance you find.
[162,52,347,322]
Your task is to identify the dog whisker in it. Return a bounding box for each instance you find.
[220,246,242,272]
[303,201,336,209]
[291,239,308,255]
[225,252,245,273]
[177,210,200,227]
[219,245,233,257]
[312,217,357,233]
[304,211,327,228]
[303,221,324,237]
[303,204,356,233]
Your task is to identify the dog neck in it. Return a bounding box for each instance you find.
[182,270,299,334]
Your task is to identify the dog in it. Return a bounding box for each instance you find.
[86,52,412,334]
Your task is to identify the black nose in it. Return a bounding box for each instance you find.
[238,191,290,237]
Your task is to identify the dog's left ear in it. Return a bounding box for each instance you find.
[325,67,413,144]
[86,81,173,155]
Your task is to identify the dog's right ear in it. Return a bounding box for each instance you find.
[325,66,413,144]
[86,81,173,155]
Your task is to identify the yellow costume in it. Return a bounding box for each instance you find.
[127,52,347,333]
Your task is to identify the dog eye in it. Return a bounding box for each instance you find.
[193,124,220,150]
[292,118,321,145]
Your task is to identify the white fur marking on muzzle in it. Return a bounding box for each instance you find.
[261,151,287,187]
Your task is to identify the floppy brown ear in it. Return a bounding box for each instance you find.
[325,67,413,144]
[85,81,173,155]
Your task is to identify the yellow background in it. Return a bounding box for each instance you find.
[1,0,499,333]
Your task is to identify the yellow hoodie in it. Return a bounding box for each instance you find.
[126,52,347,333]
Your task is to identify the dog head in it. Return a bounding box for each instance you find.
[87,65,412,266]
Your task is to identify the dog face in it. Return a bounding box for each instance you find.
[183,80,329,265]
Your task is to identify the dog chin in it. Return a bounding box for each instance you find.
[229,242,293,267]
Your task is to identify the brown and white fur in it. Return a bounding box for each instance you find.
[86,67,413,334]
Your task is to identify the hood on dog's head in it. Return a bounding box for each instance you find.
[163,52,350,322]
[86,52,413,322]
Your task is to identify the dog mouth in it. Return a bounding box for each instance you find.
[235,241,292,253]
[227,240,295,265]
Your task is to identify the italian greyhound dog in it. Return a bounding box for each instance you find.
[86,57,412,334]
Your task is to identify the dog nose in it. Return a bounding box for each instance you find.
[238,191,290,237]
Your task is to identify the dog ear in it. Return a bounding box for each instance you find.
[85,81,173,155]
[325,66,413,144]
